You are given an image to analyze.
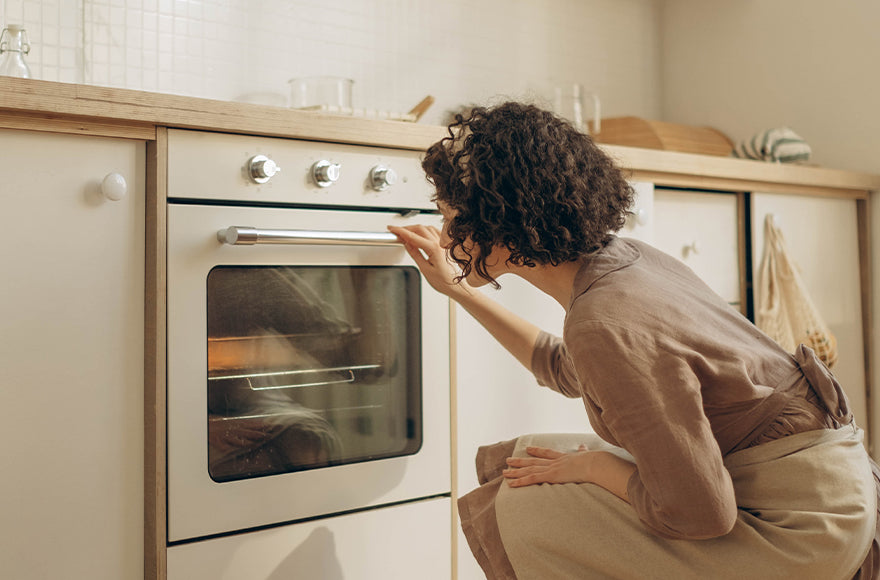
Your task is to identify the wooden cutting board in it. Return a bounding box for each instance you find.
[593,116,734,157]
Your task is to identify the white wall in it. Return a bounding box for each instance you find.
[0,0,661,126]
[660,0,880,174]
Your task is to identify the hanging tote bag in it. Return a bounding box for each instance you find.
[756,214,838,368]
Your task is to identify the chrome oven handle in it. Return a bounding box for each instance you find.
[217,226,402,246]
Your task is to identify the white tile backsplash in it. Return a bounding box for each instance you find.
[1,0,661,125]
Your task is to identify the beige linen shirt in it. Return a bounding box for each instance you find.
[530,237,827,540]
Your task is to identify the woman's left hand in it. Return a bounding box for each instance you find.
[503,444,636,503]
[503,445,593,487]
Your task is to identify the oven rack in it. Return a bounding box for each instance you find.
[208,404,385,422]
[208,363,382,390]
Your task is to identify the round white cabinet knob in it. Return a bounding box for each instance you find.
[312,160,341,187]
[625,208,648,228]
[369,165,398,191]
[248,155,281,184]
[101,172,128,201]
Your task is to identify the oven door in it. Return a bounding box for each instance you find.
[167,203,450,543]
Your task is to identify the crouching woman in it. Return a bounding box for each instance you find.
[390,101,879,579]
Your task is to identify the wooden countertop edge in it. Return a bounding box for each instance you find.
[0,77,447,150]
[3,77,880,193]
[602,145,880,196]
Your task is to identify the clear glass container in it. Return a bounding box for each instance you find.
[0,24,31,78]
[288,76,353,111]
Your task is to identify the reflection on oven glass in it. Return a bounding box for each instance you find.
[206,266,421,482]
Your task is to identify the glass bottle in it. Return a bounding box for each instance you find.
[0,24,32,78]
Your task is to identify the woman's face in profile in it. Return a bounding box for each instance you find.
[436,200,510,288]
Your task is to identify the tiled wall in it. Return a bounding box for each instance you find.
[1,0,82,83]
[1,0,660,125]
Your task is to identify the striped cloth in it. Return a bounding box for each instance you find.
[733,127,812,163]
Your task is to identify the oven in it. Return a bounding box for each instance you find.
[164,129,451,546]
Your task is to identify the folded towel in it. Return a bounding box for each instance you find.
[733,127,812,163]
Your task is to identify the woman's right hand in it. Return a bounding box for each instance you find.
[388,224,472,300]
[391,224,542,372]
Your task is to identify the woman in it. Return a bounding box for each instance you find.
[389,101,879,579]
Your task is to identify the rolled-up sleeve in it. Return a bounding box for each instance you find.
[531,330,583,398]
[566,319,738,540]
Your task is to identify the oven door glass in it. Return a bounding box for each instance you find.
[206,265,421,482]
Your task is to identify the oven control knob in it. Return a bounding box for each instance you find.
[248,155,281,184]
[312,160,341,188]
[369,165,398,191]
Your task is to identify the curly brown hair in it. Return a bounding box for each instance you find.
[422,101,634,287]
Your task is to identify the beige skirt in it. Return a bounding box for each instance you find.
[467,427,876,580]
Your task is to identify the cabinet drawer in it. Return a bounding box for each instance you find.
[167,497,451,580]
[652,189,742,307]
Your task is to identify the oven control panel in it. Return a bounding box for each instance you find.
[167,129,436,211]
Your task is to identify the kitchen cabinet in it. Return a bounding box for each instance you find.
[621,181,656,243]
[751,193,869,440]
[653,188,744,311]
[167,497,451,580]
[0,129,145,580]
[651,187,869,443]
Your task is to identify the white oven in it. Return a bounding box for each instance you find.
[165,129,451,547]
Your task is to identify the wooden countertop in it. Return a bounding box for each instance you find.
[3,76,880,197]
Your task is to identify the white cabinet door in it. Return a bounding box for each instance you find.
[751,193,867,438]
[0,129,145,580]
[653,189,742,308]
[621,181,655,244]
[167,498,451,580]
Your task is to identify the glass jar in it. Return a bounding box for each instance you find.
[0,24,32,78]
[288,77,353,111]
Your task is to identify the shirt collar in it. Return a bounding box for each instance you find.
[568,236,642,310]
